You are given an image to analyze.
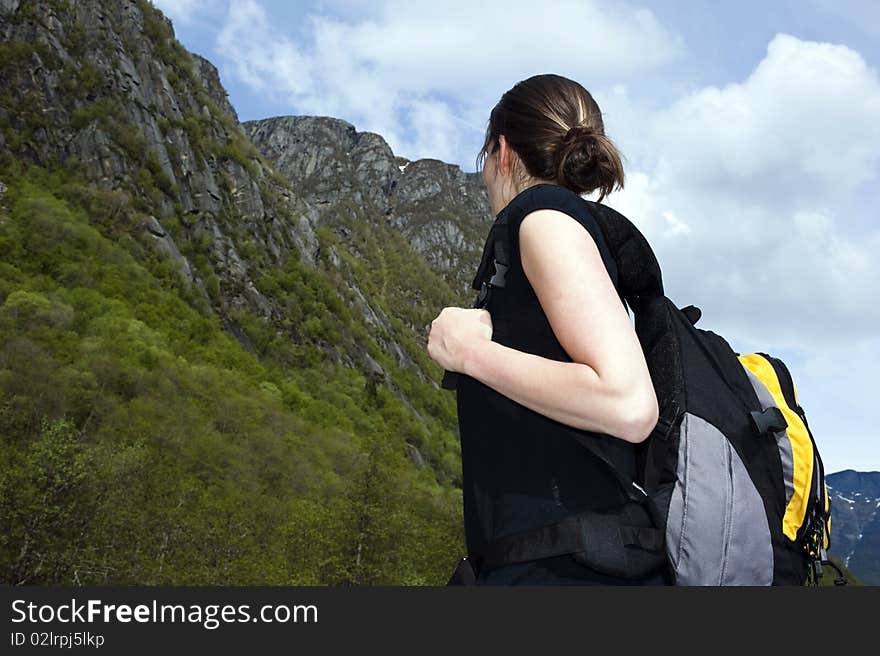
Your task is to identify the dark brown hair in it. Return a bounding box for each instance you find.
[476,73,624,201]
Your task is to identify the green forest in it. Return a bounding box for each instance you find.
[0,160,464,585]
[0,0,471,586]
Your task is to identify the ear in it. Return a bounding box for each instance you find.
[498,134,513,176]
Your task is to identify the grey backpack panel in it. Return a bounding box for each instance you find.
[667,412,774,585]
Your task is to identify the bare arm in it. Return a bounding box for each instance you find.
[461,208,658,443]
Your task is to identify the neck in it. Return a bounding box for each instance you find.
[493,178,558,214]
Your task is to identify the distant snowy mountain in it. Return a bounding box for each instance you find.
[826,470,880,585]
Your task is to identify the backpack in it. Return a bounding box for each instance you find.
[442,190,840,586]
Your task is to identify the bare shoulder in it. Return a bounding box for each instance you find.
[518,208,600,262]
[519,207,581,228]
[516,208,633,380]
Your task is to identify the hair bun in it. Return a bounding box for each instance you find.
[555,123,623,199]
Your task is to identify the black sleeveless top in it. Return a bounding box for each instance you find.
[456,183,664,585]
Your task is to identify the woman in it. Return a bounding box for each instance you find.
[427,73,666,585]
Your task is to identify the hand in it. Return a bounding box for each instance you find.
[427,307,493,374]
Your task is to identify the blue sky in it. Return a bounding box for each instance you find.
[151,0,880,473]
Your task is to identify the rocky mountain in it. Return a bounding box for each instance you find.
[827,470,880,585]
[239,114,492,375]
[241,115,490,295]
[0,0,492,584]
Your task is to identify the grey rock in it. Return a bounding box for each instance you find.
[0,0,21,16]
[141,215,208,306]
[191,53,239,125]
[144,215,166,238]
[405,443,426,469]
[243,280,272,319]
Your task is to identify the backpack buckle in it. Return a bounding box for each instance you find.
[749,407,787,436]
[475,259,508,309]
[488,260,508,288]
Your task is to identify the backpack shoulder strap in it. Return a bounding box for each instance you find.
[584,200,664,308]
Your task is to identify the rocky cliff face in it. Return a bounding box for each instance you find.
[242,116,491,295]
[827,470,880,585]
[0,0,493,407]
[0,0,317,310]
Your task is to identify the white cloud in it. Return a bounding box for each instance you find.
[602,34,880,351]
[597,34,880,473]
[661,210,690,237]
[215,0,683,161]
[647,34,880,210]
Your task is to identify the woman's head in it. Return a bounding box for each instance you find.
[477,73,624,206]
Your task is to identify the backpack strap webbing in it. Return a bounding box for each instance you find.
[476,500,667,580]
[441,218,509,391]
